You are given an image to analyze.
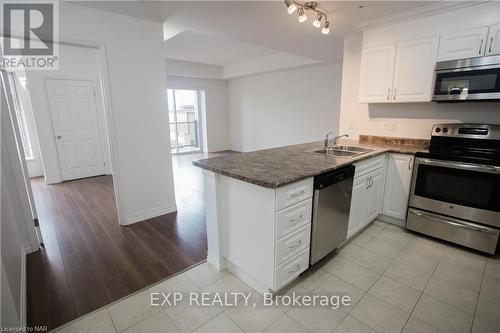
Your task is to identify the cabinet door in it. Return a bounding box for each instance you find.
[486,23,500,56]
[365,169,385,224]
[382,154,413,220]
[393,36,438,102]
[438,26,489,61]
[347,176,367,237]
[358,45,396,103]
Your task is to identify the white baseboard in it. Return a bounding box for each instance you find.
[207,251,226,271]
[378,214,406,227]
[225,260,271,295]
[124,202,177,225]
[20,247,27,328]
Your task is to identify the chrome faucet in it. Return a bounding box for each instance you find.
[323,132,349,148]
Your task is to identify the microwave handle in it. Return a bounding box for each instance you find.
[417,158,500,174]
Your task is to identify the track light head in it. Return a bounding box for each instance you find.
[313,13,323,28]
[298,7,307,23]
[321,21,330,34]
[284,0,297,15]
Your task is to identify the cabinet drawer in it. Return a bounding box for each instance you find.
[276,178,313,211]
[354,154,386,179]
[276,198,312,239]
[276,225,311,265]
[275,248,309,291]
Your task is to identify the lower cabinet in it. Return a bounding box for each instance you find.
[347,156,386,238]
[382,153,414,220]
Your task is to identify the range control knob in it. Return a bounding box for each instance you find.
[442,127,448,133]
[435,127,441,133]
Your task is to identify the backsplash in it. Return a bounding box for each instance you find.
[359,134,430,148]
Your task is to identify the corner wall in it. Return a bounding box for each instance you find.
[227,64,343,152]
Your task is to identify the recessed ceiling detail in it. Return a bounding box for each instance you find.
[284,0,330,34]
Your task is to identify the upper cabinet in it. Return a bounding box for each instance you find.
[438,26,489,61]
[359,36,438,103]
[438,24,500,61]
[486,23,500,56]
[358,45,396,103]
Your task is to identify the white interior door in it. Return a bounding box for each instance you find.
[45,79,105,181]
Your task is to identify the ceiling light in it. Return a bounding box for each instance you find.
[321,21,330,34]
[284,0,297,15]
[298,7,307,23]
[284,1,330,35]
[313,13,323,28]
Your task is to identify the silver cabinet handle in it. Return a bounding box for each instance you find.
[290,190,305,198]
[410,208,497,234]
[287,264,301,274]
[387,88,390,100]
[408,158,412,170]
[56,135,62,139]
[366,177,370,189]
[393,88,396,101]
[288,240,303,249]
[289,214,304,223]
[489,37,494,54]
[479,38,484,54]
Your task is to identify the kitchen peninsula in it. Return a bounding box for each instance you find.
[193,136,428,294]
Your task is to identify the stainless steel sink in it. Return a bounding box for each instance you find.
[314,146,374,157]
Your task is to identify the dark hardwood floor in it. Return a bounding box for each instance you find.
[27,151,236,330]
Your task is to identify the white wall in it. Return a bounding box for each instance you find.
[339,3,500,140]
[26,43,112,182]
[30,3,176,225]
[167,76,229,152]
[165,59,223,80]
[227,64,343,152]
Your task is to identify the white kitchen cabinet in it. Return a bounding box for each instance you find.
[438,26,490,61]
[347,177,367,237]
[358,45,396,103]
[359,36,438,103]
[392,36,439,102]
[347,155,386,238]
[486,23,500,56]
[364,169,385,224]
[382,154,414,220]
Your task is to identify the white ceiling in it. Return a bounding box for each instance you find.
[76,1,440,69]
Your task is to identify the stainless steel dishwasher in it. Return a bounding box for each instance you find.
[310,165,355,265]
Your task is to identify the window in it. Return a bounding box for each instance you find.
[8,72,34,160]
[167,89,203,154]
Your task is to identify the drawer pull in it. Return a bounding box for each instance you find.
[287,264,301,274]
[290,190,305,198]
[288,240,303,249]
[289,214,304,223]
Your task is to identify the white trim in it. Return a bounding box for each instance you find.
[225,260,271,295]
[125,203,177,225]
[358,1,484,30]
[207,251,226,271]
[20,247,27,328]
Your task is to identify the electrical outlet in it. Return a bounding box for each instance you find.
[383,121,397,132]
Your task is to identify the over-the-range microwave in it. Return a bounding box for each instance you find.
[432,54,500,102]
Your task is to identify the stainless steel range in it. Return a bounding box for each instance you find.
[407,123,500,254]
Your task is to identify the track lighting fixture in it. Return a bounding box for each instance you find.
[283,0,330,34]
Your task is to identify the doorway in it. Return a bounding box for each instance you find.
[167,88,203,154]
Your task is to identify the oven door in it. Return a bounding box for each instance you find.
[409,157,500,228]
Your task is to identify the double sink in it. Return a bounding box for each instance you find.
[314,145,374,157]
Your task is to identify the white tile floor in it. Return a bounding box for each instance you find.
[55,221,500,333]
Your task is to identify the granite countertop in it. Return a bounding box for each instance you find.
[193,138,428,189]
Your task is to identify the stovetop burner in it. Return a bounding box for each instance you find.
[418,123,500,166]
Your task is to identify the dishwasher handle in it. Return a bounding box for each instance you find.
[314,165,355,190]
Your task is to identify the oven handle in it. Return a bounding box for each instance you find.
[409,208,498,234]
[416,158,500,174]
